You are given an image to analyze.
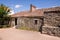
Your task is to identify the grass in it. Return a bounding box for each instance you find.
[19,26,37,31]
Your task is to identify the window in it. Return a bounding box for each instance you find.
[34,20,38,24]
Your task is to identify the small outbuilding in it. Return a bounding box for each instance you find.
[11,4,60,36]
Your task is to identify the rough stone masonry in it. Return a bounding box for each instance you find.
[11,5,60,37]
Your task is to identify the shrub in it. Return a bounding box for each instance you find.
[0,25,10,28]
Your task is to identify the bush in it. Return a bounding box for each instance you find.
[0,25,3,28]
[0,25,10,28]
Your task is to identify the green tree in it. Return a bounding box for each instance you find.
[0,4,10,17]
[0,4,11,28]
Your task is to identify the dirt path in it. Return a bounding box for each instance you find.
[0,28,60,40]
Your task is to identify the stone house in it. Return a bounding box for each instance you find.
[11,4,60,37]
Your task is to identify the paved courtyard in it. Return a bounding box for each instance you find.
[0,28,60,40]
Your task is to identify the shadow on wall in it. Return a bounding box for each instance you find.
[39,25,42,33]
[39,18,44,33]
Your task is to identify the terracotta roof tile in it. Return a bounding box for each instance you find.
[11,6,60,17]
[11,10,43,17]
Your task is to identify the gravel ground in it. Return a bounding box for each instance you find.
[0,28,60,40]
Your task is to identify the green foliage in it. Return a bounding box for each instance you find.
[0,4,10,17]
[0,9,7,17]
[0,25,10,28]
[0,4,11,28]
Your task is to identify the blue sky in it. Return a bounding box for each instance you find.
[0,0,60,13]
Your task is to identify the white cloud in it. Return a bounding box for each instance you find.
[36,8,40,9]
[15,5,23,8]
[8,10,14,15]
[52,6,57,7]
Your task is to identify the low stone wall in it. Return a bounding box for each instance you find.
[42,27,60,37]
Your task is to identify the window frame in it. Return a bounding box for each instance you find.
[34,19,39,25]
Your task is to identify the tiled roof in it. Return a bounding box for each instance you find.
[11,6,60,17]
[11,10,43,17]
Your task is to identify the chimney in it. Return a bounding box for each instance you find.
[30,4,36,12]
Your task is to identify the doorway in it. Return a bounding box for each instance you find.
[15,18,17,25]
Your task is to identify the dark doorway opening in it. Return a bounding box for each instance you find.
[15,18,17,25]
[58,24,60,28]
[34,20,38,24]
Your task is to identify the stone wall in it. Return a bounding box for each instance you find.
[42,27,60,37]
[44,11,60,27]
[11,18,15,27]
[42,11,60,37]
[16,17,43,31]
